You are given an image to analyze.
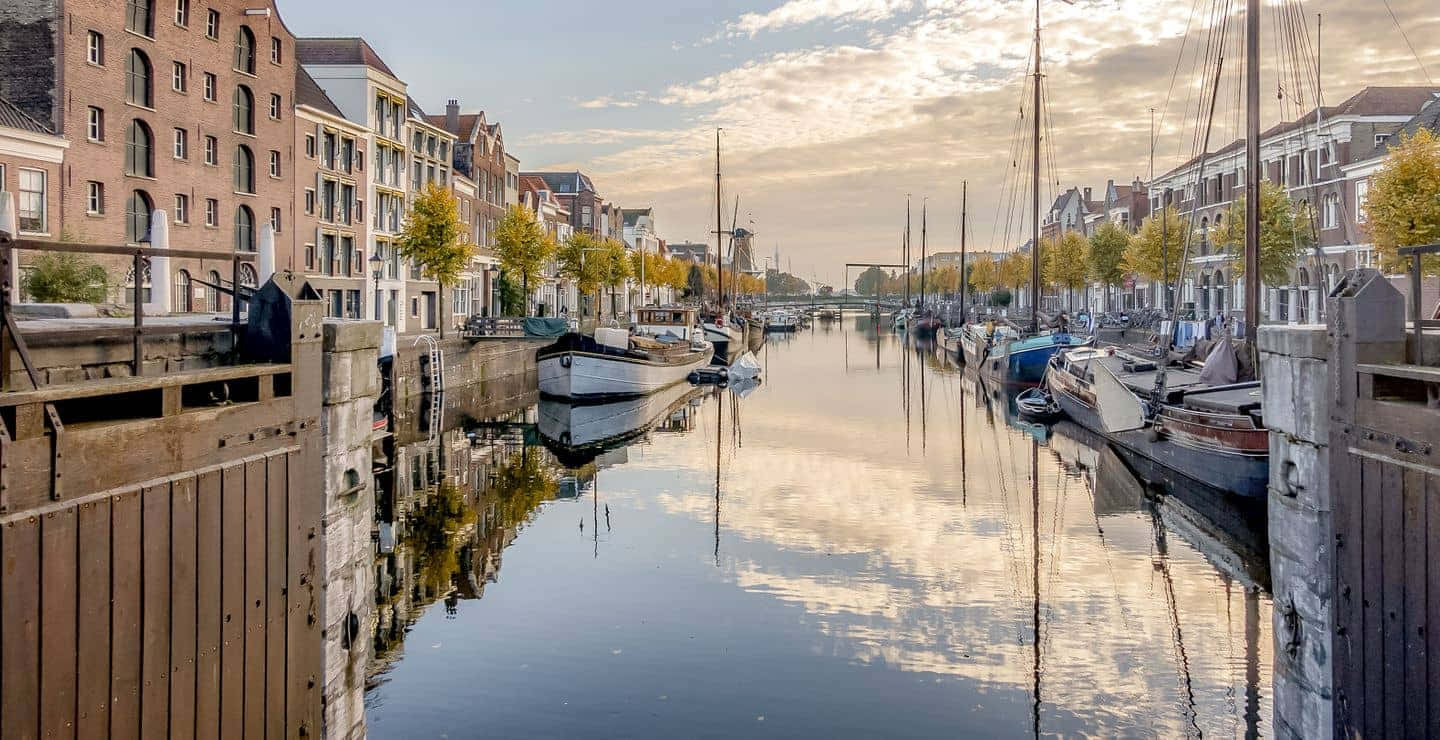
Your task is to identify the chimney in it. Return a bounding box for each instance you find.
[446,99,459,133]
[1083,186,1092,203]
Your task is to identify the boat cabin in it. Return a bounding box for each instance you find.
[634,308,701,341]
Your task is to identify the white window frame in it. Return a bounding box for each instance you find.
[202,72,216,102]
[175,0,190,26]
[86,181,104,215]
[268,150,280,178]
[172,60,187,92]
[174,193,189,224]
[203,135,217,165]
[1322,193,1339,231]
[205,198,218,227]
[87,106,104,142]
[270,207,281,233]
[205,8,219,39]
[87,31,104,66]
[17,168,48,235]
[173,127,188,159]
[269,93,281,120]
[1355,179,1370,225]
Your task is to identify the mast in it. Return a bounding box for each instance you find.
[1030,439,1042,738]
[960,181,967,317]
[1030,0,1042,334]
[715,128,724,308]
[1244,0,1261,347]
[920,199,928,308]
[905,198,912,308]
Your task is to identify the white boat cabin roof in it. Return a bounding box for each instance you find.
[636,308,697,326]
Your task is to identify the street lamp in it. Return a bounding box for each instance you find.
[370,251,384,323]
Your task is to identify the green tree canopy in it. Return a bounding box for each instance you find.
[1211,181,1313,285]
[1088,221,1130,287]
[1124,205,1188,284]
[493,204,555,313]
[600,239,632,291]
[22,253,109,303]
[854,266,888,295]
[1363,128,1440,276]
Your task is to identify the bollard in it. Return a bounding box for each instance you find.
[146,210,171,315]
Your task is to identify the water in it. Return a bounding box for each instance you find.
[365,314,1272,738]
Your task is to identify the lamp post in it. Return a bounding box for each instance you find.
[370,251,384,323]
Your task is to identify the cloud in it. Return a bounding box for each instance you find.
[728,0,916,36]
[576,96,641,110]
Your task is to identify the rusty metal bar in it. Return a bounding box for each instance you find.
[7,239,256,263]
[231,254,242,358]
[134,252,145,377]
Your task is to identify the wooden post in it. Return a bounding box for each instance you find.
[133,250,145,377]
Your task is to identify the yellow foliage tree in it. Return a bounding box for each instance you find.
[969,256,998,294]
[998,251,1032,296]
[397,183,477,334]
[1363,128,1440,276]
[493,204,555,315]
[1043,231,1090,309]
[1210,180,1313,286]
[1124,206,1189,285]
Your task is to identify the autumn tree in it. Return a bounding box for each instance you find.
[493,204,555,316]
[1088,222,1130,311]
[397,183,477,335]
[998,252,1032,306]
[1043,231,1090,310]
[969,256,998,296]
[1363,128,1440,276]
[1211,181,1312,286]
[1124,206,1188,308]
[854,266,888,296]
[599,239,632,318]
[557,231,608,315]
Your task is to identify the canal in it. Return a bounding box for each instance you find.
[364,313,1272,738]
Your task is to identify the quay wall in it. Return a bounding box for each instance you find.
[1259,324,1334,740]
[392,335,546,399]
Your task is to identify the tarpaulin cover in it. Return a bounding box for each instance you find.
[524,317,570,337]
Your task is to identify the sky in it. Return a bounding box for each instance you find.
[279,0,1439,289]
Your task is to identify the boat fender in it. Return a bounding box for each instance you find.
[688,371,701,383]
[560,355,572,368]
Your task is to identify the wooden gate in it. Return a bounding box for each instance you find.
[1330,268,1440,736]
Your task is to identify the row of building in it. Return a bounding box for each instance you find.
[1020,85,1440,322]
[0,0,695,333]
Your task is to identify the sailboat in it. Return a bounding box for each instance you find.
[1045,0,1271,497]
[964,3,1090,387]
[940,182,971,363]
[910,200,944,340]
[701,129,744,363]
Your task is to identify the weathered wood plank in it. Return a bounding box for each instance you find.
[1333,430,1362,733]
[243,457,266,740]
[140,484,172,739]
[1403,467,1429,738]
[110,490,142,740]
[219,465,245,739]
[1381,462,1406,738]
[2,514,41,739]
[1362,457,1385,735]
[1429,471,1440,738]
[169,476,198,740]
[76,498,112,739]
[286,447,318,739]
[194,469,222,740]
[40,507,78,740]
[265,454,287,739]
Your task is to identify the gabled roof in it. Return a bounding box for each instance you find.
[523,172,597,195]
[0,95,52,135]
[621,207,652,227]
[294,67,343,118]
[1353,94,1440,163]
[295,38,400,80]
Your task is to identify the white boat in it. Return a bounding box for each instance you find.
[701,316,744,362]
[539,381,704,453]
[537,309,712,400]
[764,311,798,332]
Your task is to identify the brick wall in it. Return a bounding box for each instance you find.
[0,0,60,130]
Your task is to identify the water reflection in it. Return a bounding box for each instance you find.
[363,315,1272,739]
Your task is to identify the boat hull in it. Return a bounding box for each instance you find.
[978,337,1088,387]
[537,348,711,401]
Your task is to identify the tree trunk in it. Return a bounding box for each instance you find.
[438,281,446,338]
[523,273,529,318]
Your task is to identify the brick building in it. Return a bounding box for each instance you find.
[0,96,68,286]
[523,171,600,235]
[1,0,301,310]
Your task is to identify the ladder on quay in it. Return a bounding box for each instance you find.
[414,334,445,445]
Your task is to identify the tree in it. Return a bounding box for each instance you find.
[969,256,998,295]
[493,204,555,315]
[1124,206,1188,306]
[1211,181,1313,286]
[496,272,524,316]
[1363,128,1440,276]
[22,253,109,303]
[557,232,608,316]
[998,252,1032,302]
[599,239,632,318]
[1088,222,1130,311]
[397,183,476,335]
[854,266,888,296]
[685,264,705,298]
[1043,231,1090,310]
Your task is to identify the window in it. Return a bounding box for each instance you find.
[17,170,46,234]
[321,180,336,221]
[87,31,104,66]
[411,158,423,189]
[87,182,105,214]
[1355,180,1370,224]
[202,72,216,101]
[233,145,254,193]
[173,193,189,223]
[87,107,104,141]
[205,9,219,39]
[304,244,314,270]
[340,236,354,274]
[270,207,281,233]
[126,190,153,243]
[426,135,436,156]
[340,184,354,224]
[234,205,254,251]
[208,270,222,311]
[1323,193,1340,230]
[126,49,153,107]
[172,61,187,92]
[204,198,218,226]
[233,85,253,133]
[233,27,255,74]
[1375,133,1390,147]
[340,138,354,173]
[172,127,187,159]
[173,269,192,312]
[126,0,153,36]
[270,36,281,64]
[125,120,153,177]
[411,297,419,317]
[439,140,448,160]
[174,0,189,26]
[125,263,152,303]
[268,150,280,178]
[321,234,336,275]
[269,93,281,120]
[203,135,217,165]
[413,131,423,150]
[304,134,315,158]
[238,263,257,288]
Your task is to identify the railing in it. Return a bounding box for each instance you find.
[1397,242,1439,366]
[462,316,526,338]
[0,236,256,391]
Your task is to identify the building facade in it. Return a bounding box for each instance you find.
[0,96,68,294]
[293,67,368,318]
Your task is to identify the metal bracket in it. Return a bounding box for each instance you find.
[0,418,10,514]
[45,402,63,501]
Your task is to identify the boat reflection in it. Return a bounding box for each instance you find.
[538,382,706,467]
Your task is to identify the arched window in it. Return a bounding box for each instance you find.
[238,263,258,287]
[125,120,153,177]
[1199,217,1209,255]
[208,269,223,311]
[233,144,254,193]
[235,205,255,252]
[126,49,152,107]
[233,27,256,75]
[125,0,153,36]
[125,189,153,243]
[124,262,152,303]
[173,269,192,312]
[233,85,253,134]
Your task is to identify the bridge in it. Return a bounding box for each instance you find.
[748,295,906,310]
